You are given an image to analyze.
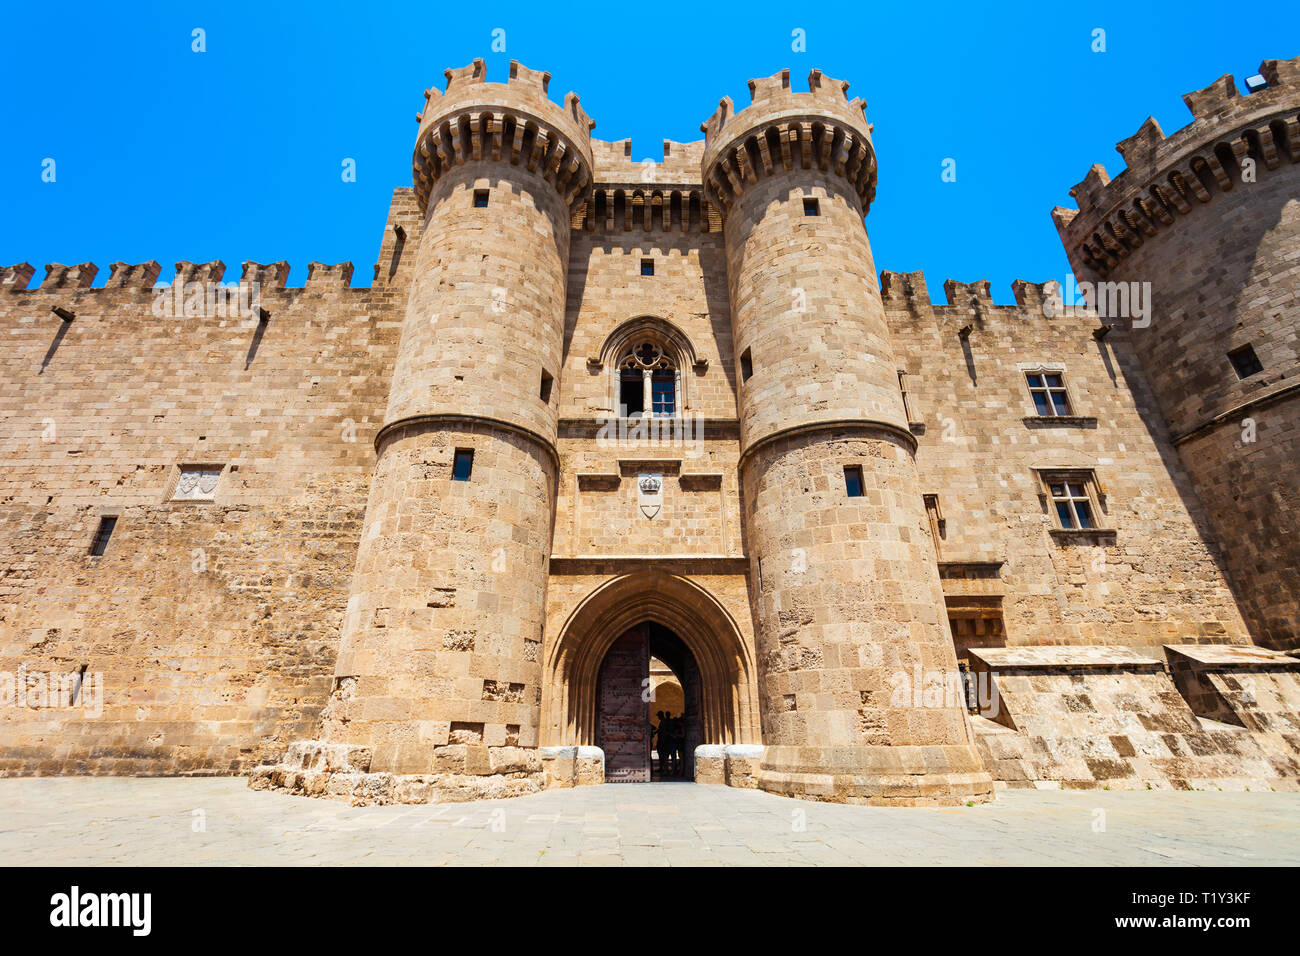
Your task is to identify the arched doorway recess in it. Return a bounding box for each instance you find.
[595,623,702,781]
[542,570,760,762]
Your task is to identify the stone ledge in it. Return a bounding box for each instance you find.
[1164,644,1300,669]
[1048,527,1118,544]
[1022,415,1099,428]
[547,555,749,574]
[754,744,995,805]
[969,645,1166,673]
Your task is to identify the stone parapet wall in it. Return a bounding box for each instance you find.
[0,196,410,775]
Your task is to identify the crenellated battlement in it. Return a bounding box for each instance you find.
[412,59,595,213]
[105,261,162,289]
[879,269,930,306]
[41,263,98,290]
[1009,279,1062,311]
[879,270,1094,325]
[943,279,993,310]
[0,260,360,295]
[590,137,705,185]
[570,138,718,233]
[699,68,868,147]
[1053,54,1300,278]
[240,260,290,289]
[305,261,354,290]
[699,67,876,216]
[173,260,225,286]
[0,262,35,292]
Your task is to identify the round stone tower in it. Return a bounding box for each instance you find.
[309,60,593,800]
[701,69,992,804]
[1053,55,1300,651]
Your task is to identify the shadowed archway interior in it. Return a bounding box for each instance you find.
[543,570,760,749]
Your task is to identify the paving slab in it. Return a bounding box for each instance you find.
[0,778,1296,866]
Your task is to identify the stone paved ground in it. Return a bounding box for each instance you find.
[1,778,1297,866]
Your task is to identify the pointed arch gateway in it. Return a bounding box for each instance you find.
[542,570,761,753]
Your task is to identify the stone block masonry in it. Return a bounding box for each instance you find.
[1,55,1297,804]
[1053,56,1300,651]
[0,222,410,774]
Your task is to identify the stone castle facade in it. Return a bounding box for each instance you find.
[1,56,1297,805]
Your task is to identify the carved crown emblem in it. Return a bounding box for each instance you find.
[639,476,662,494]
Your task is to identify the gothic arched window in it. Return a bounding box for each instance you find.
[596,317,700,420]
[619,341,678,418]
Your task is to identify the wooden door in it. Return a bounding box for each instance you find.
[597,625,650,782]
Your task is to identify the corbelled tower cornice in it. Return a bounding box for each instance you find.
[1053,55,1300,278]
[699,68,877,216]
[412,58,596,213]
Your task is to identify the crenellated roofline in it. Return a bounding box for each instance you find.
[699,68,877,216]
[412,59,595,213]
[1052,54,1300,278]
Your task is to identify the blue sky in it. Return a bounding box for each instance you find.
[2,2,1295,299]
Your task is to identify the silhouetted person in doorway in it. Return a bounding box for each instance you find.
[663,713,685,777]
[651,710,665,774]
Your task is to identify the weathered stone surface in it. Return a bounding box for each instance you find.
[1054,53,1300,652]
[0,59,1296,804]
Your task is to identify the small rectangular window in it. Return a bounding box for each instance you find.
[923,494,944,556]
[803,198,820,216]
[640,258,654,277]
[90,516,117,556]
[540,369,553,404]
[898,370,916,424]
[473,189,489,208]
[452,449,474,481]
[1048,479,1095,530]
[740,348,753,382]
[1228,344,1263,379]
[844,466,864,498]
[1025,371,1072,416]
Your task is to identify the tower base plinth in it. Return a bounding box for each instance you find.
[757,745,995,806]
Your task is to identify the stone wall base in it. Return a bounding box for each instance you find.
[694,744,763,788]
[247,740,544,806]
[755,744,995,806]
[538,746,605,788]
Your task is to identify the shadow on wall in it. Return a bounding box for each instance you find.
[1113,168,1298,650]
